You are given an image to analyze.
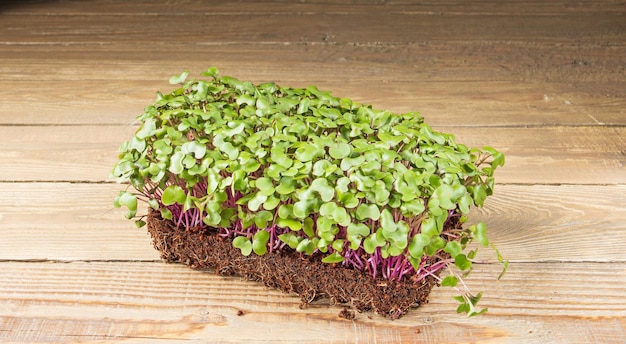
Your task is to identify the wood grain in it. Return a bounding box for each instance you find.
[1,261,624,343]
[0,183,624,262]
[3,78,623,126]
[1,0,624,342]
[4,0,624,16]
[2,41,624,84]
[2,2,623,45]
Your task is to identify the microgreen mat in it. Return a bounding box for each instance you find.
[112,68,508,316]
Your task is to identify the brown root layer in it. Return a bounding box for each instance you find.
[146,210,443,319]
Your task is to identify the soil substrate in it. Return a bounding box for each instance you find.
[146,209,448,319]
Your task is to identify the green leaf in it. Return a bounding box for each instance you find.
[277,218,302,231]
[311,178,335,202]
[347,223,370,250]
[492,152,505,168]
[400,199,425,216]
[233,236,252,256]
[319,202,337,218]
[115,191,137,211]
[335,176,351,193]
[355,203,380,221]
[303,218,315,238]
[332,239,345,251]
[160,208,172,220]
[321,251,345,264]
[201,67,219,78]
[296,238,316,255]
[363,232,384,254]
[474,222,490,247]
[379,208,396,232]
[136,118,156,140]
[255,177,275,196]
[470,185,488,207]
[220,142,239,160]
[317,216,337,241]
[242,159,261,173]
[340,155,365,171]
[181,141,206,159]
[254,211,274,229]
[296,97,310,114]
[271,152,293,169]
[339,192,359,209]
[278,232,302,249]
[182,193,194,212]
[328,142,352,159]
[455,254,472,271]
[275,177,296,195]
[319,202,349,226]
[161,185,186,206]
[378,132,404,148]
[373,180,391,205]
[222,121,246,137]
[420,217,439,237]
[458,193,473,214]
[252,230,270,255]
[236,94,255,106]
[292,199,311,219]
[169,71,189,84]
[441,275,458,287]
[408,233,430,258]
[295,145,320,162]
[332,205,351,227]
[256,96,272,116]
[169,151,185,174]
[277,204,292,219]
[206,168,220,194]
[444,241,463,257]
[147,198,159,210]
[312,160,332,177]
[204,211,222,227]
[433,184,456,210]
[483,146,505,168]
[182,154,196,169]
[128,137,146,153]
[247,192,268,212]
[425,236,445,256]
[263,195,281,210]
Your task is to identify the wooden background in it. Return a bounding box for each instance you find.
[1,0,625,343]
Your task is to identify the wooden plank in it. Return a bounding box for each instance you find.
[0,125,136,182]
[449,126,626,184]
[1,3,623,45]
[3,44,623,84]
[1,125,624,184]
[2,40,624,85]
[0,183,159,261]
[0,261,624,343]
[4,0,624,16]
[0,1,622,343]
[1,0,623,126]
[472,184,626,263]
[1,78,623,126]
[0,183,624,262]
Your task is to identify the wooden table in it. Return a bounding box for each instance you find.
[1,1,624,343]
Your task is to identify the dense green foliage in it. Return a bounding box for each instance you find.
[112,68,507,316]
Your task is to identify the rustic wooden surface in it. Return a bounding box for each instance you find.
[0,1,624,343]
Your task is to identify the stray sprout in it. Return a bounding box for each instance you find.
[112,68,507,316]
